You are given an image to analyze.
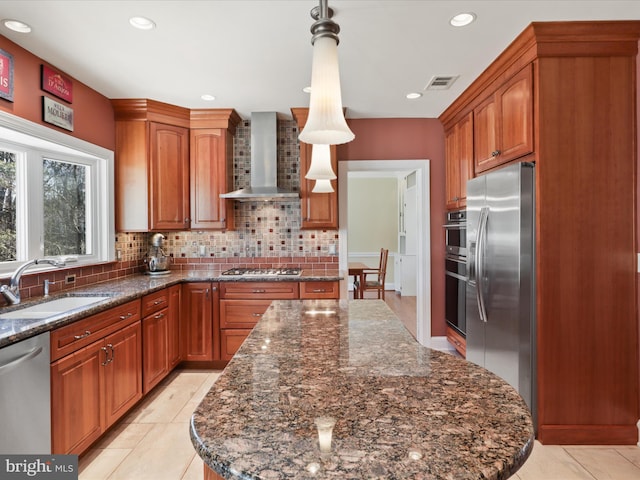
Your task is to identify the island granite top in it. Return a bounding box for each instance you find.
[190,299,534,480]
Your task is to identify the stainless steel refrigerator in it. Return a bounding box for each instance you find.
[466,162,536,417]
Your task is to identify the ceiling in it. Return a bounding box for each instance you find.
[1,1,639,121]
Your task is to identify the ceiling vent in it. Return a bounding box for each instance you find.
[425,75,459,90]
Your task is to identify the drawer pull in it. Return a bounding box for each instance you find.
[154,313,165,319]
[252,313,263,317]
[491,149,501,157]
[153,299,165,305]
[74,330,91,340]
[312,289,326,293]
[119,312,133,320]
[252,289,266,294]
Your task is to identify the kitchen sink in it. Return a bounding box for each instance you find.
[0,295,112,320]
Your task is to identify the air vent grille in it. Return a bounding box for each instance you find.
[425,75,459,90]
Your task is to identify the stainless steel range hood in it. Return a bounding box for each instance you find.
[220,112,299,201]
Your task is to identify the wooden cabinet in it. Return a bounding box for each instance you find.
[446,326,466,358]
[219,282,299,360]
[182,282,219,362]
[299,281,340,299]
[51,300,142,454]
[141,286,180,393]
[439,21,640,445]
[189,109,241,231]
[112,99,240,232]
[473,64,533,173]
[291,108,339,229]
[445,111,473,210]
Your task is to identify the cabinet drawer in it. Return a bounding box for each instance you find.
[299,281,339,299]
[220,299,272,328]
[446,326,466,358]
[220,329,251,361]
[220,282,299,300]
[141,289,169,317]
[51,300,141,362]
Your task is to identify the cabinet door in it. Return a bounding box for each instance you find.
[474,94,500,172]
[142,308,169,393]
[445,127,461,209]
[445,112,474,210]
[182,283,214,361]
[220,299,272,328]
[299,142,339,229]
[103,321,143,428]
[150,122,190,230]
[167,284,182,369]
[220,329,251,361]
[190,128,233,230]
[51,341,103,454]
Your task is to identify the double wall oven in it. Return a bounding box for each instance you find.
[444,210,467,337]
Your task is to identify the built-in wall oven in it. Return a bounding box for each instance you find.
[444,210,467,336]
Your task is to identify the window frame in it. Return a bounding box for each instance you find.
[0,110,114,276]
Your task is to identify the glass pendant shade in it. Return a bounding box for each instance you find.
[312,179,334,193]
[306,144,336,180]
[299,36,355,145]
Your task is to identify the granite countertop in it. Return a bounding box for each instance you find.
[190,299,534,480]
[0,269,342,348]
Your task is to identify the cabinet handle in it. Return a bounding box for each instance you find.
[185,217,191,223]
[153,299,164,305]
[212,286,217,291]
[119,312,133,320]
[252,313,263,317]
[205,288,210,299]
[101,346,109,366]
[312,289,326,293]
[253,289,266,294]
[107,343,114,364]
[74,330,91,340]
[491,150,501,157]
[154,313,165,319]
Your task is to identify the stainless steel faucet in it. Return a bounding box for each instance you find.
[0,258,66,305]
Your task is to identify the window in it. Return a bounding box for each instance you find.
[0,111,114,275]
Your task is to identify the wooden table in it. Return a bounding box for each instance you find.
[348,262,368,299]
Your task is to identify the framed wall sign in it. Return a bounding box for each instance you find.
[41,64,73,103]
[0,49,14,102]
[42,96,74,131]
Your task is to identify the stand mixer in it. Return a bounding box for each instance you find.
[144,233,171,274]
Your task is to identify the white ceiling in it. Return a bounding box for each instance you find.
[1,1,639,120]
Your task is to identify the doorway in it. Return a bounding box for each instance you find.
[338,160,431,346]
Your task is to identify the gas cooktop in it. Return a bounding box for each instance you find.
[220,268,302,277]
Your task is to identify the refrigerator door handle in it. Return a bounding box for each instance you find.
[476,206,489,323]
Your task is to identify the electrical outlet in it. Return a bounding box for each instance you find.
[65,274,76,285]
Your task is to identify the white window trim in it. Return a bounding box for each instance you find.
[0,110,115,277]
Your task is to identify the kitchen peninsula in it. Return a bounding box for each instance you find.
[190,300,534,480]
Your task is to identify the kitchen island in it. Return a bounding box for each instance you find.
[190,299,534,480]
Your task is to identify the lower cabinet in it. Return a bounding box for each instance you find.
[182,282,219,362]
[142,285,181,393]
[446,325,466,358]
[50,301,142,455]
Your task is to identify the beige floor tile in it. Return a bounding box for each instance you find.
[108,423,196,480]
[566,447,640,479]
[181,454,205,480]
[127,385,195,424]
[616,446,640,468]
[96,422,154,449]
[161,370,212,390]
[172,399,199,424]
[517,441,594,480]
[78,448,131,480]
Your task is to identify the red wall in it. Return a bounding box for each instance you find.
[0,35,114,150]
[337,118,447,336]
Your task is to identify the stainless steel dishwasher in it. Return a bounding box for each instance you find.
[0,332,51,454]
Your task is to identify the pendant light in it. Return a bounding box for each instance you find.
[306,144,336,180]
[299,0,354,145]
[312,179,334,193]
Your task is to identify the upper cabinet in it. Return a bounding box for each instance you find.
[291,108,339,230]
[112,99,240,232]
[444,111,473,210]
[473,64,534,173]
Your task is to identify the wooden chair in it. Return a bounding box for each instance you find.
[361,248,389,300]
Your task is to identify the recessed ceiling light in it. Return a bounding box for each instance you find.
[406,92,422,100]
[3,19,31,33]
[129,16,156,30]
[302,86,312,94]
[450,12,476,27]
[201,94,216,101]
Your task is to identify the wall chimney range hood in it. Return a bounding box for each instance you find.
[220,112,299,201]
